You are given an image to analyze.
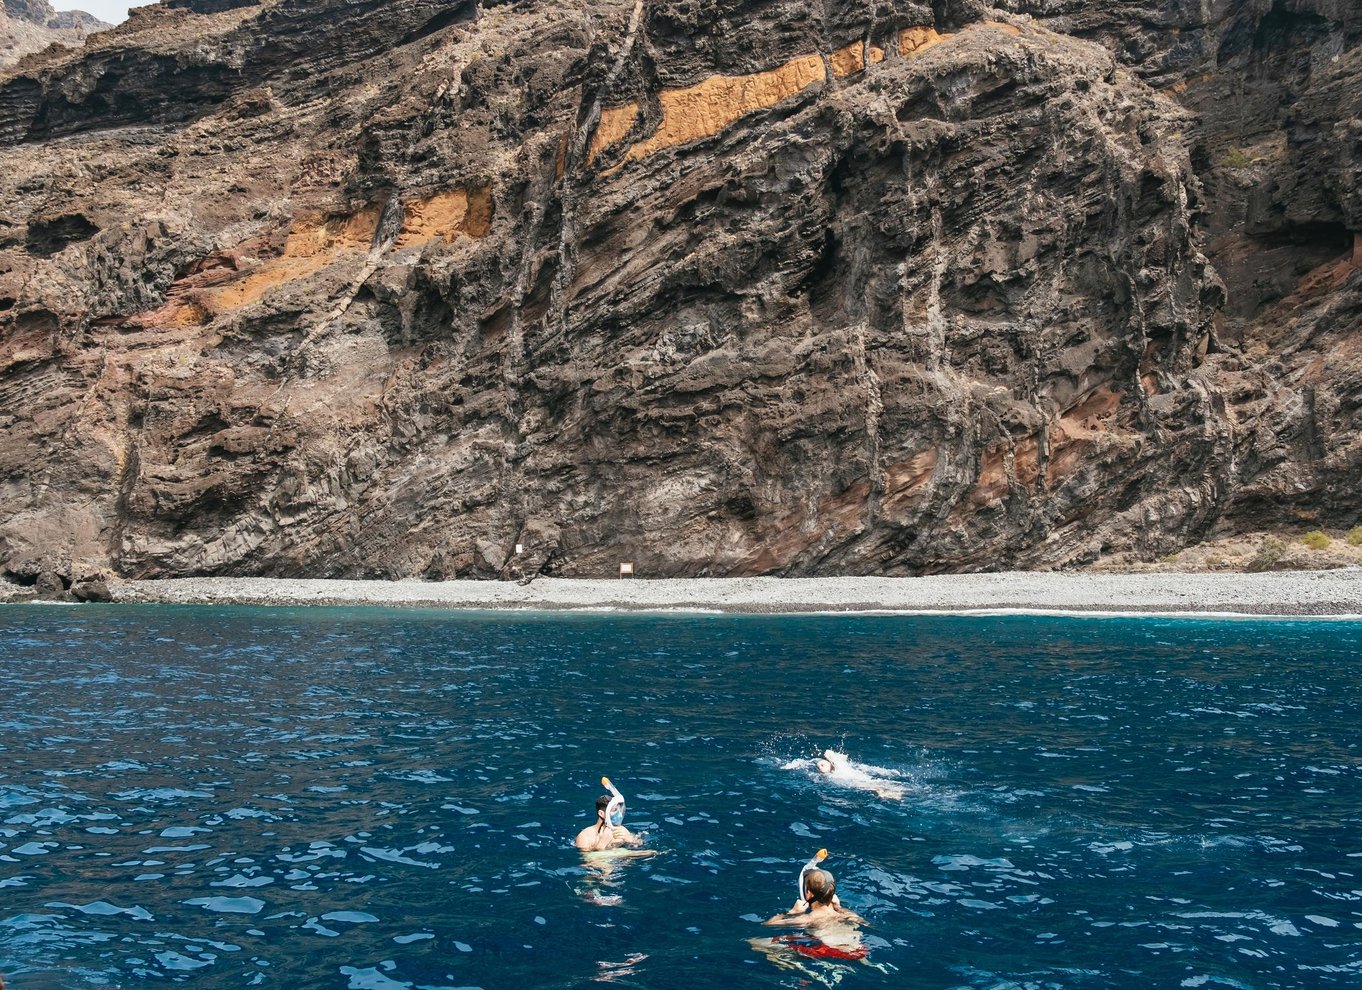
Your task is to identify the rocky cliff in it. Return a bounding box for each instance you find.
[0,0,1358,582]
[0,0,106,71]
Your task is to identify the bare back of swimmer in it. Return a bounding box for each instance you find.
[765,868,867,927]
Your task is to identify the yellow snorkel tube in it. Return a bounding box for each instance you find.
[797,848,828,901]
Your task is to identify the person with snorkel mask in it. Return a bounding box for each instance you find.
[750,849,879,979]
[764,849,867,927]
[574,775,644,851]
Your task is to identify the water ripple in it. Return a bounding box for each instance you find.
[0,607,1358,988]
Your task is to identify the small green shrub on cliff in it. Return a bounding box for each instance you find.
[1221,147,1254,169]
[1302,531,1331,550]
[1247,536,1286,572]
[1348,526,1362,546]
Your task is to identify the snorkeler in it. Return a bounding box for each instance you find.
[574,775,644,852]
[765,849,867,927]
[752,854,890,980]
[813,748,905,801]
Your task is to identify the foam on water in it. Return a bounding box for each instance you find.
[0,606,1359,988]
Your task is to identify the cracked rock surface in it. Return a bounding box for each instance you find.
[0,0,1358,581]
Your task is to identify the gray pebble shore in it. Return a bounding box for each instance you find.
[69,570,1362,616]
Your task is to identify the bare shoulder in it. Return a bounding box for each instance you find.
[812,908,867,927]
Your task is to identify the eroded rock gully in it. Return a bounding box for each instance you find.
[0,0,1358,582]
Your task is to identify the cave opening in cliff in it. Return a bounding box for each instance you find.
[25,213,99,257]
[1217,1,1332,64]
[1254,219,1352,258]
[1252,3,1332,53]
[397,0,476,46]
[799,227,841,304]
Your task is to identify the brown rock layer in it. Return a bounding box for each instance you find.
[0,0,1358,582]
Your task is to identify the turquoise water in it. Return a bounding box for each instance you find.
[0,606,1359,989]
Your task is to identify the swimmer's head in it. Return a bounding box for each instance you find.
[815,758,833,774]
[822,749,838,763]
[803,868,836,905]
[595,794,612,820]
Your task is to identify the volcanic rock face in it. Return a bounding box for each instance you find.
[0,0,1357,580]
[0,0,105,71]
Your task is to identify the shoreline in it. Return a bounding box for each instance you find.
[5,570,1360,617]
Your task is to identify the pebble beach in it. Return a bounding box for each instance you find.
[78,569,1362,616]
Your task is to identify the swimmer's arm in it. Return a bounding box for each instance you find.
[762,900,809,924]
[612,826,643,847]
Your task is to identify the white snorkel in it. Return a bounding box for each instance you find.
[797,848,828,902]
[601,775,625,827]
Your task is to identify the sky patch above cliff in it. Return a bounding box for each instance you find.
[51,0,151,24]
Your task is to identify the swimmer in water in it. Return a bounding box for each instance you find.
[814,748,905,801]
[752,886,893,986]
[765,851,867,927]
[574,776,643,852]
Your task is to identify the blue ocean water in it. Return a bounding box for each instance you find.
[0,606,1359,990]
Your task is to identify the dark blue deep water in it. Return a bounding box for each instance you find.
[1,606,1360,990]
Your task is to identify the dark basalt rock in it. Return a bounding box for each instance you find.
[34,569,65,593]
[25,212,99,256]
[165,0,264,13]
[0,0,1357,580]
[71,576,112,602]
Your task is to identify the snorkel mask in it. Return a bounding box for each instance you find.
[798,848,828,901]
[601,775,625,827]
